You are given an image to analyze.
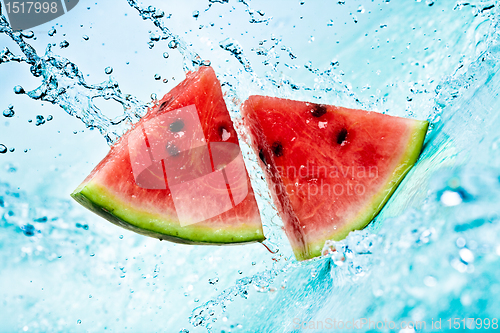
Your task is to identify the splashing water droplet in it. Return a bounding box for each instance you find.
[192,10,200,18]
[13,86,25,94]
[48,28,56,37]
[150,33,160,42]
[0,145,7,154]
[163,52,169,59]
[163,78,168,83]
[77,319,82,324]
[22,31,34,39]
[83,35,89,41]
[150,93,157,100]
[154,74,161,80]
[35,115,45,126]
[60,40,69,48]
[3,105,15,118]
[105,67,113,75]
[168,40,178,49]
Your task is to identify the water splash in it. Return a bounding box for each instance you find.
[0,15,147,143]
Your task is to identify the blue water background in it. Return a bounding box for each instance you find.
[1,0,500,332]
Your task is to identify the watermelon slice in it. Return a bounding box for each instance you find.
[242,96,428,260]
[71,66,265,244]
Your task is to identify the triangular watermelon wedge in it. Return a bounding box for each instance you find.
[71,67,265,244]
[242,96,428,260]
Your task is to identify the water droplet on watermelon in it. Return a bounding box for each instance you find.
[105,67,113,74]
[336,128,348,145]
[170,119,185,132]
[219,126,230,141]
[271,142,283,157]
[166,143,180,157]
[311,104,327,117]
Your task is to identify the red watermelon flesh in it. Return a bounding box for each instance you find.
[242,96,428,260]
[71,66,265,244]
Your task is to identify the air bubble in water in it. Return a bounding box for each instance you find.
[163,52,169,59]
[105,67,113,75]
[60,40,69,48]
[154,74,161,80]
[48,28,56,36]
[0,145,7,154]
[3,105,15,118]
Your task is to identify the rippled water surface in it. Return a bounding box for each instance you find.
[1,0,500,332]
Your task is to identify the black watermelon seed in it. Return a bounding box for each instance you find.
[259,149,267,165]
[337,128,348,145]
[169,119,184,132]
[166,144,180,157]
[272,142,283,157]
[311,104,328,118]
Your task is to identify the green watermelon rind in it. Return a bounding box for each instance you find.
[71,181,266,245]
[298,119,429,260]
